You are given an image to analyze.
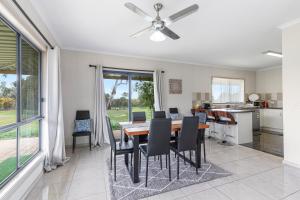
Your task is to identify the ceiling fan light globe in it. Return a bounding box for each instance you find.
[150,31,166,42]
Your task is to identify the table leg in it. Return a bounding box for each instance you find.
[124,132,129,166]
[132,135,140,183]
[196,129,204,168]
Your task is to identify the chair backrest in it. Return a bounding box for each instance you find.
[106,116,116,150]
[169,108,179,114]
[195,112,207,124]
[147,118,172,156]
[76,110,90,120]
[178,116,199,151]
[132,112,146,122]
[153,111,166,119]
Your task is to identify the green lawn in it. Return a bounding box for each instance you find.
[0,110,39,139]
[0,155,32,184]
[108,106,152,130]
[0,110,16,127]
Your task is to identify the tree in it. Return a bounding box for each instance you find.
[135,81,154,111]
[106,79,128,109]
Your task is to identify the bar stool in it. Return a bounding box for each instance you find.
[206,111,217,139]
[215,111,237,145]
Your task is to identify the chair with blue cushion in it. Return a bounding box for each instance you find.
[73,110,92,152]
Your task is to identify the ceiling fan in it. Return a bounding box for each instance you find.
[125,2,199,42]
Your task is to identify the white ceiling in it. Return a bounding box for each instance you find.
[30,0,300,69]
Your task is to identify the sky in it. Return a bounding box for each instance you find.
[0,74,16,88]
[104,79,139,99]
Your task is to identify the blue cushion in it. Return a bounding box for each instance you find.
[170,113,180,120]
[74,119,91,132]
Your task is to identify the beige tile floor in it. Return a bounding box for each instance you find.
[25,139,300,200]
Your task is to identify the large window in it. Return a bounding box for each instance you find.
[212,77,245,104]
[0,17,41,187]
[104,70,153,130]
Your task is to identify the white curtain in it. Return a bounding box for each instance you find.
[93,65,110,146]
[153,70,164,111]
[43,47,67,171]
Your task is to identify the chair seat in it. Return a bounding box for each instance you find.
[217,120,237,125]
[116,141,134,154]
[73,131,91,136]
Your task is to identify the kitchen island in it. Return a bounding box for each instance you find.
[210,108,254,144]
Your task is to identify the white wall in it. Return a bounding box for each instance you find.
[60,49,256,146]
[282,22,300,168]
[256,66,282,93]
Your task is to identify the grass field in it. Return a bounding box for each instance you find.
[0,110,16,127]
[0,110,39,139]
[108,106,152,130]
[0,155,32,184]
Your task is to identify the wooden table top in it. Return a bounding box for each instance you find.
[122,120,209,136]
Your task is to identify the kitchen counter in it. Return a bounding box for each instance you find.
[211,108,255,113]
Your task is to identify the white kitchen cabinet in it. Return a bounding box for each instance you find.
[260,109,283,131]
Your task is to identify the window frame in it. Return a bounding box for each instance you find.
[211,76,245,104]
[0,15,42,189]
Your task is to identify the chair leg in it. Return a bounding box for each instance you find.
[165,154,168,169]
[177,152,180,180]
[168,153,171,181]
[110,148,113,170]
[72,136,76,153]
[130,153,133,166]
[89,135,92,151]
[183,151,186,165]
[195,150,198,175]
[114,153,117,181]
[160,155,162,170]
[189,150,192,161]
[145,157,149,187]
[139,151,142,172]
[203,139,207,163]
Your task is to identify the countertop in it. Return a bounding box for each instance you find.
[211,108,254,113]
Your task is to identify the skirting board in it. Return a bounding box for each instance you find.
[283,159,300,169]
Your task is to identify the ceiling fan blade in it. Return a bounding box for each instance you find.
[130,26,153,38]
[160,27,180,40]
[125,2,153,22]
[164,4,199,25]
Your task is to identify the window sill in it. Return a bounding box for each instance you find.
[0,152,45,200]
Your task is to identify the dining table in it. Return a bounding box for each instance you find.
[119,120,209,183]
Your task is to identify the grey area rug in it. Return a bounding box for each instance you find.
[108,152,232,200]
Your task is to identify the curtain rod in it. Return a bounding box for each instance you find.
[89,65,165,73]
[12,0,55,49]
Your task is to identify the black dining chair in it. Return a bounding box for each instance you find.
[195,112,207,162]
[72,110,92,153]
[132,112,148,144]
[139,118,172,187]
[170,116,199,179]
[106,116,134,181]
[153,111,166,119]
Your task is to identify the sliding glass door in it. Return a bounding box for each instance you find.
[104,70,153,131]
[0,17,41,187]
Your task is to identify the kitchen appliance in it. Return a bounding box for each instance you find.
[252,109,260,131]
[202,103,211,109]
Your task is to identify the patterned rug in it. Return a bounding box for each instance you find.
[108,152,232,200]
